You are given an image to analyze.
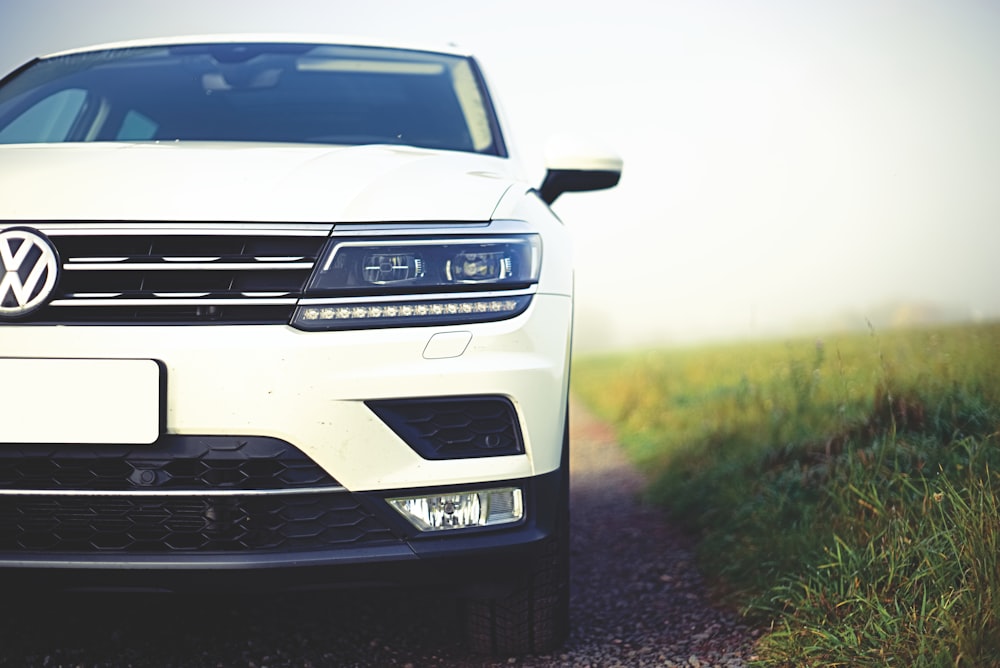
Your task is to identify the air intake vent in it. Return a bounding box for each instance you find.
[367,396,524,459]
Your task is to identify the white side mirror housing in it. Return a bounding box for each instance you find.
[539,135,623,204]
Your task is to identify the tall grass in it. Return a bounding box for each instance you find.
[573,322,1000,666]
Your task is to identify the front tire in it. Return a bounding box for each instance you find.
[463,420,570,655]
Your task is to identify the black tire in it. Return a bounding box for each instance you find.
[463,419,570,655]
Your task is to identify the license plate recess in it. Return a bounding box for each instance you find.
[0,358,162,444]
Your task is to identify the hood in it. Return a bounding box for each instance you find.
[0,142,519,223]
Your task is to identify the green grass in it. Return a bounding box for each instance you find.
[572,322,1000,667]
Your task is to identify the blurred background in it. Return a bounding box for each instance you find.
[3,0,998,350]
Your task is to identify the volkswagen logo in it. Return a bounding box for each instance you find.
[0,227,60,319]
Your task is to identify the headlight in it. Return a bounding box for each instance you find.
[292,235,541,330]
[309,235,540,293]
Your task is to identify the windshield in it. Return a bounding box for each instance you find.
[0,42,504,155]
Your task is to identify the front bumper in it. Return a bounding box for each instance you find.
[0,294,570,581]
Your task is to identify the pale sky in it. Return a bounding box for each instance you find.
[3,0,999,348]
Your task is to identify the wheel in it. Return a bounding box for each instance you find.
[462,418,570,655]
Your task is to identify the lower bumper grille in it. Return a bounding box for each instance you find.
[0,492,401,553]
[0,436,337,491]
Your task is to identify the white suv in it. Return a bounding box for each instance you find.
[0,35,620,654]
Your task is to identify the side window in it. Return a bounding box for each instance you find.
[0,88,88,143]
[117,110,158,140]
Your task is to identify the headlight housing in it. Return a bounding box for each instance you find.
[292,234,541,330]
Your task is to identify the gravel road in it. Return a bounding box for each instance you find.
[0,400,757,667]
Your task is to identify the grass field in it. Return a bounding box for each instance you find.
[572,321,1000,667]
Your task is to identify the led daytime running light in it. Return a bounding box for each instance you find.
[293,294,531,330]
[301,298,520,321]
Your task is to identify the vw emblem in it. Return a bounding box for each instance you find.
[0,227,60,319]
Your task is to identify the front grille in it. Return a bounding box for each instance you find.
[367,396,524,459]
[0,437,337,491]
[0,492,400,552]
[31,226,331,324]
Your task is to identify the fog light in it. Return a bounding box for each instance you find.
[388,487,523,531]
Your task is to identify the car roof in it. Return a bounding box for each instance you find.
[40,33,473,61]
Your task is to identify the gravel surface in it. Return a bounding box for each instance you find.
[0,400,758,667]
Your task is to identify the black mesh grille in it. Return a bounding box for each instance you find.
[0,492,400,552]
[0,437,337,491]
[367,396,523,459]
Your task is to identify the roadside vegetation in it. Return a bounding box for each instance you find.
[572,321,1000,666]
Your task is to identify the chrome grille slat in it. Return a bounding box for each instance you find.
[50,298,298,306]
[0,486,347,497]
[39,224,334,236]
[64,261,314,270]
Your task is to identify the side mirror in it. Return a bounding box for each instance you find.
[538,135,623,204]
